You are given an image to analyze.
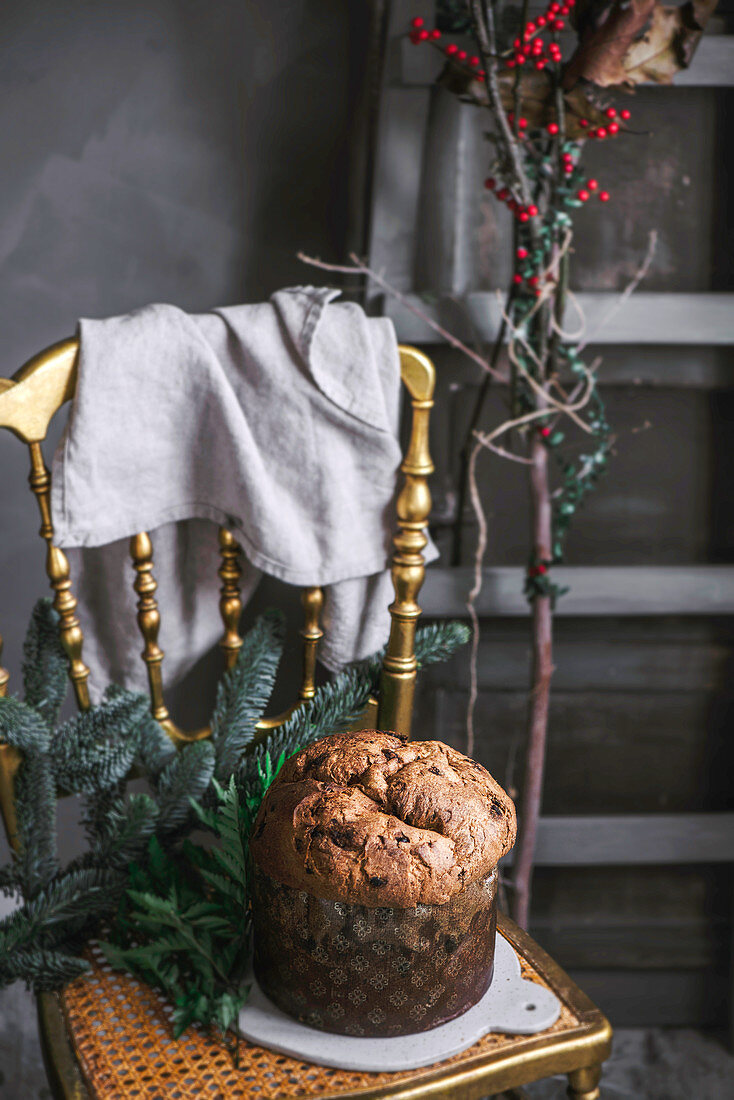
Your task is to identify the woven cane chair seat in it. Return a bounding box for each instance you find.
[39,914,611,1099]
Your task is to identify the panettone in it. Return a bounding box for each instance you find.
[249,730,517,1037]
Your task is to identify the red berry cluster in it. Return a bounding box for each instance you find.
[577,178,610,204]
[484,176,540,223]
[408,18,488,80]
[408,14,635,144]
[577,106,631,140]
[408,16,440,43]
[505,1,574,71]
[514,247,544,297]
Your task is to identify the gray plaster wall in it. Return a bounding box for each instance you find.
[0,0,354,682]
[0,0,358,867]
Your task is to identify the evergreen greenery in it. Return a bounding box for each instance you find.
[0,597,469,1039]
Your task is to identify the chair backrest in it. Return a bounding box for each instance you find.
[0,336,435,771]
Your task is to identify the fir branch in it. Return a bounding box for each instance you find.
[243,663,375,778]
[210,612,285,779]
[21,599,67,730]
[84,792,161,871]
[155,741,216,836]
[136,712,177,778]
[414,622,471,667]
[51,686,150,794]
[0,866,122,986]
[0,949,90,992]
[0,697,57,897]
[0,864,18,896]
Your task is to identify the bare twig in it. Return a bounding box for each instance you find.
[473,372,594,450]
[471,0,533,209]
[512,427,554,931]
[477,438,534,465]
[506,332,595,434]
[550,287,586,342]
[297,251,505,382]
[578,229,658,352]
[453,286,515,564]
[465,439,489,757]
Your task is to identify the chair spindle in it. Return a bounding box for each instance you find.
[378,347,435,739]
[299,587,324,701]
[218,528,243,670]
[28,442,91,710]
[130,532,169,722]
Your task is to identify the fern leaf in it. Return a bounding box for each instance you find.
[196,867,246,906]
[21,599,68,729]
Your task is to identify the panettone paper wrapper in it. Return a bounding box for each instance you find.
[252,864,498,1037]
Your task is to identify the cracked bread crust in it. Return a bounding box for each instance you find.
[249,730,517,907]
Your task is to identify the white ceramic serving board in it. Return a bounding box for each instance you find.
[238,932,560,1072]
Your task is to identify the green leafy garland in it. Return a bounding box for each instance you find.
[0,598,469,1040]
[511,152,613,609]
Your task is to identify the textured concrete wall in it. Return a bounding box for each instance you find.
[0,0,355,875]
[0,0,352,684]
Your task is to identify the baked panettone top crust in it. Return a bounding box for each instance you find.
[249,730,517,907]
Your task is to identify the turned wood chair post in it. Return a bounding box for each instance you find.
[299,586,324,702]
[218,527,244,670]
[377,346,436,739]
[130,532,170,723]
[567,1063,603,1099]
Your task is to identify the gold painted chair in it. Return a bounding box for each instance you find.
[0,338,611,1099]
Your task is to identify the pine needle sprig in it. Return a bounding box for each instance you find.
[155,740,216,837]
[209,611,285,780]
[414,621,472,667]
[21,599,67,730]
[0,696,57,897]
[50,686,150,795]
[1,949,90,992]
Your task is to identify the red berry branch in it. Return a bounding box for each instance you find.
[402,0,715,929]
[301,0,714,932]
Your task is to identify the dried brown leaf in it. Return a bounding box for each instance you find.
[622,0,719,84]
[563,0,657,88]
[438,62,607,139]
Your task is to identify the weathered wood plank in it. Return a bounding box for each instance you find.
[563,969,729,1027]
[420,631,732,692]
[401,34,734,89]
[421,565,734,616]
[531,922,727,971]
[421,343,734,389]
[506,814,734,866]
[419,687,733,814]
[384,292,734,345]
